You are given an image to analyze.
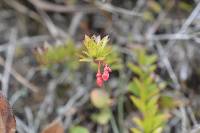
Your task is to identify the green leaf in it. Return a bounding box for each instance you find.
[69,126,89,133]
[143,11,154,21]
[82,51,90,57]
[158,82,167,90]
[147,96,159,109]
[143,115,153,133]
[128,81,139,96]
[106,48,123,70]
[146,96,159,116]
[148,1,161,13]
[146,55,157,65]
[79,58,92,62]
[153,127,163,133]
[134,79,146,100]
[148,65,157,72]
[91,108,111,125]
[100,36,109,49]
[147,83,157,93]
[128,62,142,75]
[130,96,145,113]
[159,95,177,109]
[96,57,105,61]
[131,128,142,133]
[179,2,193,12]
[133,117,143,129]
[137,49,146,65]
[152,114,167,129]
[144,76,153,86]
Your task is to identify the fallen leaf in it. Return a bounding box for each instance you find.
[41,119,64,133]
[0,92,16,133]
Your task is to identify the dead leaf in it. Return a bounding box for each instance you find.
[41,119,64,133]
[0,92,16,133]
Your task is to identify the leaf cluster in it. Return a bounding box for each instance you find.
[34,40,79,70]
[79,35,112,63]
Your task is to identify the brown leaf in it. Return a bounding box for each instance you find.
[0,92,16,133]
[41,119,64,133]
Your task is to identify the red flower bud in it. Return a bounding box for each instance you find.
[104,64,112,72]
[102,64,111,81]
[96,71,102,78]
[96,77,103,87]
[102,71,109,81]
[96,72,103,87]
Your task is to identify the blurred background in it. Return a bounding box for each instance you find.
[0,0,200,133]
